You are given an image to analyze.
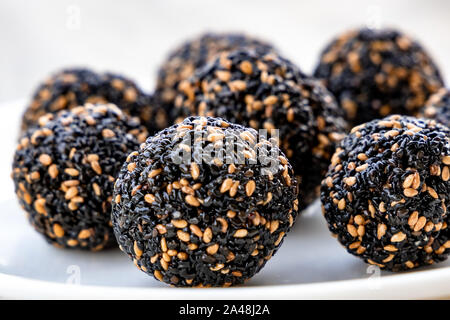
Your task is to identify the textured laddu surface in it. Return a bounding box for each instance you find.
[321,115,450,271]
[173,49,347,209]
[314,28,444,127]
[21,68,168,134]
[155,32,275,118]
[111,116,299,287]
[12,103,148,250]
[420,87,450,128]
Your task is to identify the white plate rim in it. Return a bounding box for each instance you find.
[1,264,449,299]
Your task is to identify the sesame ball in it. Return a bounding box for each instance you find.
[321,115,450,271]
[420,88,450,128]
[21,68,168,134]
[155,32,275,114]
[111,116,299,287]
[314,28,444,127]
[12,103,148,250]
[173,49,347,209]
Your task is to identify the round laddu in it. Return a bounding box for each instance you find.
[155,32,275,116]
[420,88,450,128]
[21,68,168,134]
[320,115,450,271]
[111,116,299,287]
[314,28,444,127]
[12,103,148,250]
[173,49,347,209]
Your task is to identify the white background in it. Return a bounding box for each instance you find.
[1,0,450,298]
[1,0,449,103]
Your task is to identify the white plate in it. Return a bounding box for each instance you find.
[1,99,449,299]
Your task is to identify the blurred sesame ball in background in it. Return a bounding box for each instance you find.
[155,32,276,122]
[314,28,444,127]
[419,88,450,128]
[21,68,168,135]
[173,48,347,210]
